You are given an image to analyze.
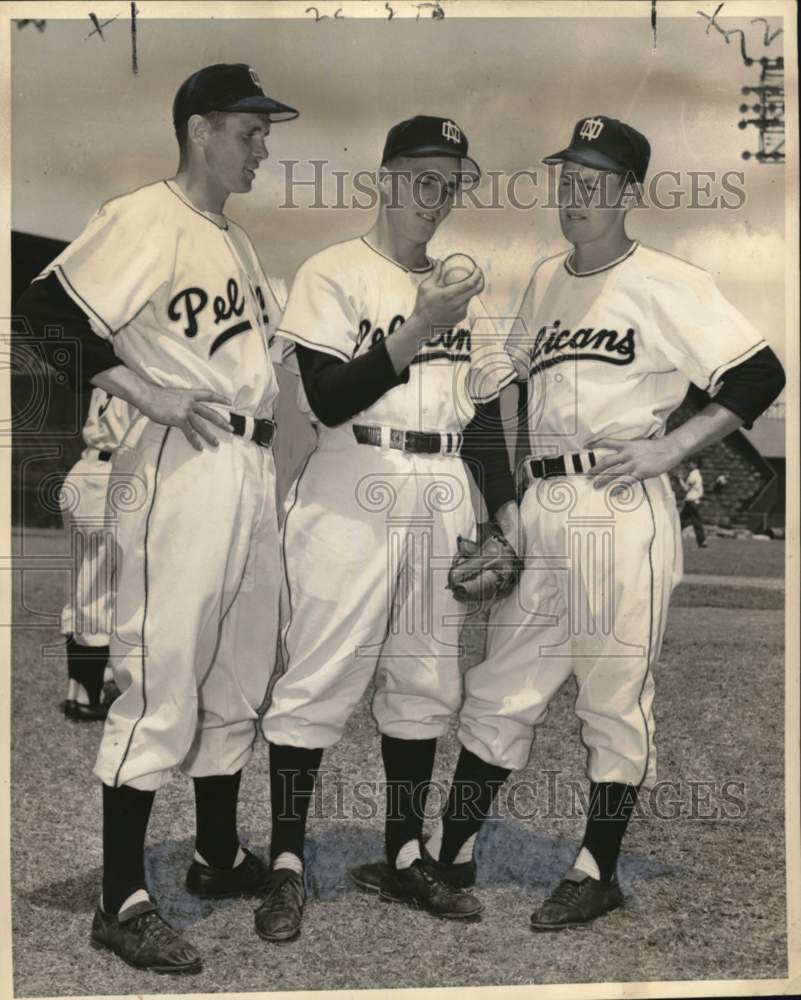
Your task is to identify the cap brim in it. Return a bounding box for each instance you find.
[542,147,626,175]
[395,145,481,179]
[220,95,299,122]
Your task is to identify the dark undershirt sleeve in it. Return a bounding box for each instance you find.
[460,396,516,519]
[14,273,120,391]
[295,342,410,427]
[713,346,785,429]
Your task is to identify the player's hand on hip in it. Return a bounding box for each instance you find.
[413,259,485,329]
[587,436,681,487]
[140,386,234,452]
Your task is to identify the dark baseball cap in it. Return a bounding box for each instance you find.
[543,115,650,184]
[173,63,299,130]
[381,115,480,179]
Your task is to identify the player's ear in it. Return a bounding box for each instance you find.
[377,166,394,206]
[186,113,211,148]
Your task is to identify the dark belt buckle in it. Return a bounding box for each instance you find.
[404,431,425,453]
[253,419,274,449]
[542,456,565,479]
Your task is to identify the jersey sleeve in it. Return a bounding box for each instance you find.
[465,295,521,404]
[278,256,358,363]
[39,194,169,339]
[645,266,766,395]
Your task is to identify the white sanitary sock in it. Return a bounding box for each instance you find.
[394,838,422,870]
[573,846,601,881]
[272,851,304,875]
[115,888,151,917]
[193,845,246,868]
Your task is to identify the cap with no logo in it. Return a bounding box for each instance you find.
[173,63,299,129]
[382,115,481,179]
[543,115,650,183]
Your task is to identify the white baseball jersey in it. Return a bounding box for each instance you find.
[279,236,511,432]
[39,178,284,791]
[81,389,139,456]
[684,468,704,502]
[263,236,508,751]
[504,241,766,453]
[459,240,766,789]
[39,180,284,418]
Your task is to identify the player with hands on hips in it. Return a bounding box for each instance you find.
[15,63,299,974]
[258,115,520,942]
[354,114,784,930]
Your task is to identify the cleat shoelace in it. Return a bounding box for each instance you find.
[418,863,468,897]
[130,910,184,948]
[263,873,303,911]
[547,879,584,908]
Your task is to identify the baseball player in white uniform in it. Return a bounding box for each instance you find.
[16,63,299,973]
[256,116,521,942]
[350,115,784,931]
[60,389,135,721]
[382,115,783,931]
[678,459,708,547]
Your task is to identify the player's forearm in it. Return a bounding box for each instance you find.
[91,366,159,415]
[296,343,410,426]
[384,313,429,374]
[461,397,517,519]
[663,402,743,465]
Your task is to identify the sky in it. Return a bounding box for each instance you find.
[11,8,789,360]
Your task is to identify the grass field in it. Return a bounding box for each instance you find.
[681,534,786,580]
[9,530,787,996]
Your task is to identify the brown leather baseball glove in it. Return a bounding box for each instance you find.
[447,521,524,607]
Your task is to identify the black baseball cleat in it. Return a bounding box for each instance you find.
[90,899,202,974]
[529,868,623,931]
[186,847,271,899]
[350,846,476,894]
[254,869,305,943]
[64,700,109,722]
[349,860,387,894]
[379,858,482,920]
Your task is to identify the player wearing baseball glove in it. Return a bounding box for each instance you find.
[447,520,524,608]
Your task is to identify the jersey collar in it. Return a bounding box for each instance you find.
[565,240,639,278]
[163,180,229,230]
[360,237,434,274]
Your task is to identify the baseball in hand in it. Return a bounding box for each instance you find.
[441,253,478,285]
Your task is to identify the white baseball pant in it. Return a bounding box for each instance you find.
[262,434,476,749]
[458,471,683,788]
[60,451,114,646]
[94,419,281,792]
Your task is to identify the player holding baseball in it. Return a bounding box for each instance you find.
[16,64,298,973]
[59,389,136,721]
[353,114,785,930]
[257,115,521,941]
